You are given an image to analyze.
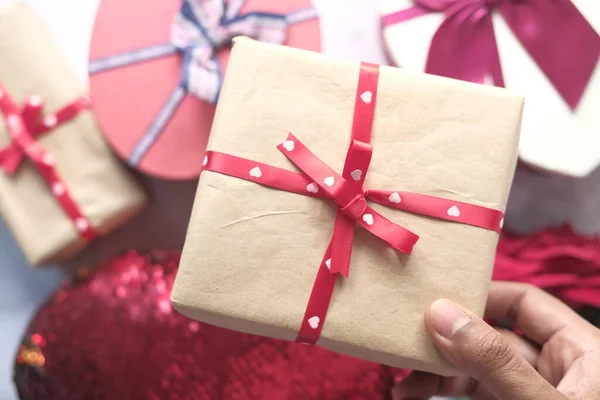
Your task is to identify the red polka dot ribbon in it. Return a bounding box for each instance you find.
[202,62,504,344]
[0,84,98,242]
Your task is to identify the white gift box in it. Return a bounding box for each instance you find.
[382,0,600,177]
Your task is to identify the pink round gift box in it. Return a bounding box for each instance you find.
[89,0,321,180]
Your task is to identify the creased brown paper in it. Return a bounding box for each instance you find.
[0,2,147,265]
[172,37,522,376]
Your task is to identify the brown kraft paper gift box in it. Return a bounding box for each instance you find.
[171,37,522,376]
[0,2,147,265]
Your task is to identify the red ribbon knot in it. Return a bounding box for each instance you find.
[277,132,420,264]
[0,84,98,242]
[301,139,371,221]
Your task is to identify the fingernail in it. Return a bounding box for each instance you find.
[431,299,471,339]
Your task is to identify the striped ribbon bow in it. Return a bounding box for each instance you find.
[172,0,291,103]
[89,0,317,167]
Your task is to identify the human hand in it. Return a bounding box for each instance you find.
[392,281,600,399]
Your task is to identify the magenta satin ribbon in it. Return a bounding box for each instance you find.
[382,0,600,110]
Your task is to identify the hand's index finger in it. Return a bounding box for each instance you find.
[485,281,591,345]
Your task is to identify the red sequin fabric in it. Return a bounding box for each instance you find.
[14,226,600,399]
[13,251,395,400]
[495,225,600,309]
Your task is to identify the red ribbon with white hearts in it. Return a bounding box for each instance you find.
[202,62,503,344]
[0,84,98,241]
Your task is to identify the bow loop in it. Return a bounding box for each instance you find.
[171,0,288,102]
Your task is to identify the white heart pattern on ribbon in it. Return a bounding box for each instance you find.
[42,153,54,166]
[325,258,331,270]
[306,182,319,193]
[389,192,401,204]
[308,316,320,329]
[447,205,461,217]
[202,155,208,167]
[29,95,42,107]
[324,176,335,187]
[249,166,262,178]
[350,169,362,181]
[362,213,374,225]
[44,114,57,128]
[75,218,89,232]
[360,91,372,104]
[283,140,295,152]
[52,182,65,196]
[6,114,20,128]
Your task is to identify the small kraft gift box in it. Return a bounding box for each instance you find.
[172,37,522,375]
[0,2,147,266]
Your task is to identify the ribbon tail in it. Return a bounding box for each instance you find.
[89,43,178,75]
[329,215,355,277]
[128,85,186,167]
[295,243,338,345]
[285,7,318,25]
[357,206,419,254]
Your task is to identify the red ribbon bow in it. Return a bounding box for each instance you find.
[203,62,504,343]
[0,84,98,241]
[383,0,600,110]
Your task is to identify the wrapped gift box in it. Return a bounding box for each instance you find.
[172,38,522,376]
[380,0,600,177]
[0,2,147,265]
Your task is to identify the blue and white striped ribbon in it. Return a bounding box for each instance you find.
[88,43,178,75]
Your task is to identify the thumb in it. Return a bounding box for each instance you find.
[425,299,565,400]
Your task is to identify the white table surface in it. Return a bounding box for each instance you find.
[0,0,596,399]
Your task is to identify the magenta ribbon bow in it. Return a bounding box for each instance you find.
[383,0,600,110]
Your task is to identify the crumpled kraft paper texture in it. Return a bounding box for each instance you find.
[0,2,147,265]
[172,38,522,376]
